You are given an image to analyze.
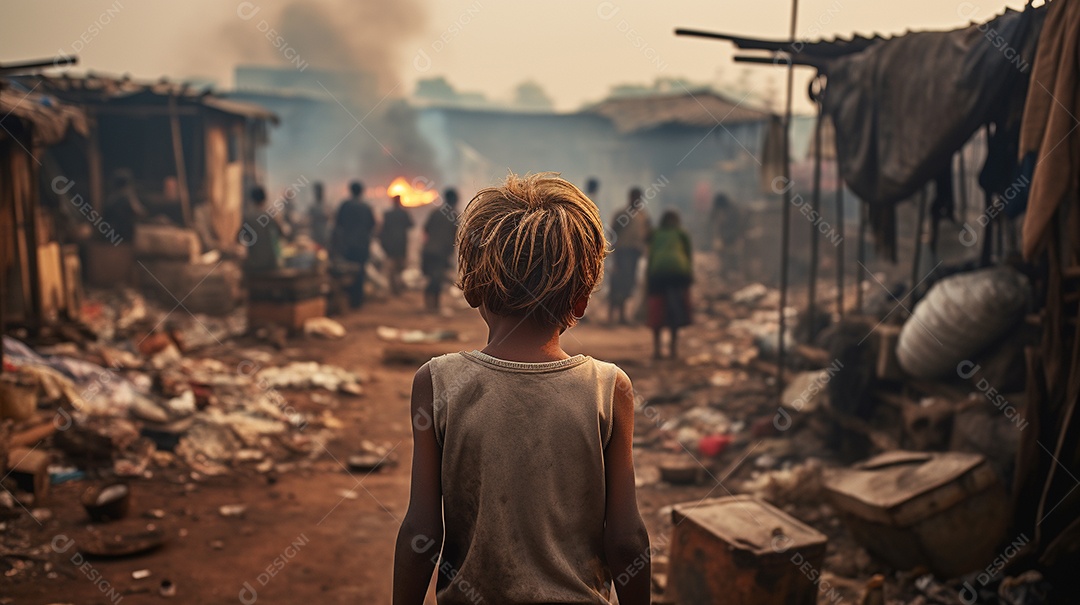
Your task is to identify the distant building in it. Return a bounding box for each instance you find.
[416,89,776,221]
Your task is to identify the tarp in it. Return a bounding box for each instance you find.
[821,7,1046,208]
[1019,0,1080,260]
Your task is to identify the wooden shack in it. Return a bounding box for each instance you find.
[1,79,88,333]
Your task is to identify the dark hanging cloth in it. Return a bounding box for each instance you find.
[929,167,954,255]
[1019,0,1080,260]
[819,6,1046,259]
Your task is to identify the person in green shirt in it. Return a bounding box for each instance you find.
[646,210,693,359]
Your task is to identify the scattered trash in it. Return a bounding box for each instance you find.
[74,521,166,557]
[344,453,381,472]
[741,459,824,507]
[303,317,347,339]
[659,457,702,485]
[697,434,732,457]
[347,445,396,473]
[376,325,462,344]
[338,489,359,500]
[30,508,53,523]
[256,361,364,395]
[218,504,247,518]
[731,283,770,306]
[159,578,177,597]
[82,482,131,522]
[781,370,831,414]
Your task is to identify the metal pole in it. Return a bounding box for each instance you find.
[856,196,866,313]
[835,130,845,319]
[808,100,823,339]
[777,0,799,393]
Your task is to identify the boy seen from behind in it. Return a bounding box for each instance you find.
[393,173,651,604]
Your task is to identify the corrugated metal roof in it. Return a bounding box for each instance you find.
[7,73,278,124]
[585,90,774,134]
[0,83,88,146]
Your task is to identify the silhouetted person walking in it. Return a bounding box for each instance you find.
[380,195,414,296]
[308,181,330,249]
[608,187,650,324]
[421,187,459,312]
[333,181,376,308]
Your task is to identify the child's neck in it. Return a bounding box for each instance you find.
[480,312,570,363]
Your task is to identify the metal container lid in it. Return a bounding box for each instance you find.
[672,495,827,555]
[823,451,998,526]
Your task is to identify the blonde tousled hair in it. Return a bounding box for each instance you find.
[456,172,608,328]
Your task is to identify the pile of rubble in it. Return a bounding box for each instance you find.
[0,289,365,577]
[631,268,1055,604]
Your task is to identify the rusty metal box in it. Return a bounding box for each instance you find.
[823,450,1008,578]
[668,495,828,605]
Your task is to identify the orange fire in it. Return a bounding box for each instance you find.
[386,177,440,207]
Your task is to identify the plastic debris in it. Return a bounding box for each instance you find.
[303,317,347,339]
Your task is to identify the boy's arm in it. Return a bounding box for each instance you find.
[393,364,443,604]
[604,369,652,605]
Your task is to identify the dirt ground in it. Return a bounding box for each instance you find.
[5,287,762,605]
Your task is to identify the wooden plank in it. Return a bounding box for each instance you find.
[36,242,63,323]
[168,95,193,228]
[86,112,104,214]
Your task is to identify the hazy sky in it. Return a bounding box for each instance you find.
[2,0,1033,113]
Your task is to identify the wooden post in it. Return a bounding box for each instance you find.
[956,149,968,225]
[777,0,799,393]
[168,95,193,228]
[856,196,866,313]
[86,111,104,214]
[911,189,928,302]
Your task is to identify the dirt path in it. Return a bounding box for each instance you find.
[7,291,705,604]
